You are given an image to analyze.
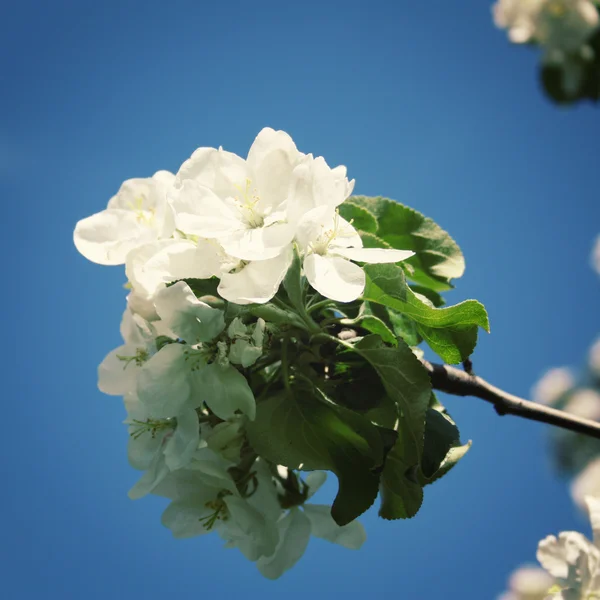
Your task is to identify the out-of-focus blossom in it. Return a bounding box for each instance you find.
[532,367,575,405]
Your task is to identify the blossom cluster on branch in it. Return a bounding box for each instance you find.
[499,237,600,599]
[74,129,490,577]
[493,0,600,103]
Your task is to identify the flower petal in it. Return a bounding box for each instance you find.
[153,281,225,344]
[304,253,365,302]
[198,363,256,421]
[303,504,366,549]
[128,451,170,499]
[332,246,415,264]
[169,180,240,238]
[220,223,296,261]
[164,409,200,471]
[161,496,217,538]
[537,531,595,580]
[98,344,145,396]
[126,239,218,298]
[305,471,328,498]
[174,146,249,200]
[246,127,302,213]
[218,247,292,304]
[137,343,197,418]
[74,209,157,265]
[256,508,311,579]
[287,155,354,224]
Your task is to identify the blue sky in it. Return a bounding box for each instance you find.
[2,1,600,598]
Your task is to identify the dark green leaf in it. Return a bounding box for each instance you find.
[246,391,388,525]
[409,285,446,307]
[340,305,397,346]
[349,196,465,291]
[338,201,378,234]
[363,263,489,363]
[421,407,460,479]
[349,335,431,519]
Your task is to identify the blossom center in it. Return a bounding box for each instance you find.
[234,179,265,229]
[127,195,156,226]
[116,348,149,368]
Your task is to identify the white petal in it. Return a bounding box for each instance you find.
[304,253,365,302]
[224,495,280,561]
[174,146,249,200]
[303,504,366,549]
[164,410,200,471]
[220,223,295,261]
[128,452,170,499]
[97,344,144,396]
[332,246,415,264]
[218,247,292,304]
[152,468,211,500]
[586,496,600,546]
[287,155,354,224]
[537,532,595,579]
[257,508,311,579]
[128,427,169,470]
[169,180,240,238]
[136,344,197,418]
[571,458,600,512]
[296,205,362,251]
[199,363,256,420]
[161,496,216,538]
[74,209,158,265]
[154,281,225,344]
[305,471,328,498]
[126,239,216,298]
[246,127,302,213]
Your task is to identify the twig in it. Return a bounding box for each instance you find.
[421,360,600,440]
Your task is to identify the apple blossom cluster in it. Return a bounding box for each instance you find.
[74,127,413,306]
[498,496,600,599]
[72,128,419,578]
[493,0,600,102]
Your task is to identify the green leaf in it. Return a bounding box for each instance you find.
[338,201,378,234]
[363,263,489,363]
[421,406,460,478]
[359,231,393,249]
[424,441,472,485]
[349,196,465,291]
[246,391,388,525]
[387,310,422,347]
[417,324,478,365]
[409,285,446,308]
[349,335,431,519]
[340,305,397,346]
[283,248,305,312]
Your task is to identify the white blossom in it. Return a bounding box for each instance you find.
[589,337,600,376]
[169,128,306,261]
[257,469,366,579]
[97,307,160,397]
[74,171,175,265]
[537,496,600,598]
[136,282,255,421]
[497,565,554,600]
[494,0,599,52]
[563,389,600,421]
[532,368,575,405]
[125,394,200,499]
[571,459,600,512]
[592,235,600,276]
[296,205,414,302]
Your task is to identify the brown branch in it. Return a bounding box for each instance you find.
[421,360,600,440]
